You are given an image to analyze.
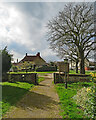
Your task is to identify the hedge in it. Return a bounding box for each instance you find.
[36,66,57,72]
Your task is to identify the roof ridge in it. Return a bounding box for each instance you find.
[25,55,37,57]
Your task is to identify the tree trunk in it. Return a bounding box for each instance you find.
[76,60,78,73]
[80,52,85,74]
[71,59,72,69]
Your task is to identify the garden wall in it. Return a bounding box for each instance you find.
[7,73,38,84]
[54,72,91,84]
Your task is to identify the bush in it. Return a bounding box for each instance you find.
[2,46,12,74]
[36,65,57,72]
[1,46,12,82]
[85,78,96,119]
[73,78,96,119]
[12,66,18,72]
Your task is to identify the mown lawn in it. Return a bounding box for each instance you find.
[55,82,93,119]
[69,70,96,75]
[1,76,45,116]
[1,81,34,115]
[9,71,56,74]
[9,70,96,76]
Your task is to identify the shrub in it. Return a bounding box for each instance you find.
[36,65,57,72]
[12,65,18,72]
[1,46,12,82]
[1,46,12,74]
[73,77,96,119]
[85,78,96,119]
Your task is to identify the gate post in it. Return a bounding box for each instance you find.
[35,73,38,85]
[54,73,56,84]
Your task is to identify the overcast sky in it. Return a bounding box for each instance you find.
[0,1,95,62]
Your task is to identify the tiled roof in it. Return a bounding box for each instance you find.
[21,56,38,62]
[20,55,46,63]
[13,62,22,65]
[13,53,46,65]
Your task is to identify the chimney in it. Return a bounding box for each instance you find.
[26,53,27,56]
[36,52,40,56]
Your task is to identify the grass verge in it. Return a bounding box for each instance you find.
[1,81,34,115]
[55,82,93,119]
[9,71,56,74]
[69,70,95,75]
[38,77,45,83]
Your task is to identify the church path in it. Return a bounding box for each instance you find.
[3,73,62,118]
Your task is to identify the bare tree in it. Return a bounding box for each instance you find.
[47,3,96,74]
[55,43,79,73]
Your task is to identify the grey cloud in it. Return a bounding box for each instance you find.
[1,2,67,62]
[8,41,31,54]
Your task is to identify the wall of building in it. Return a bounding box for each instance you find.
[69,59,90,70]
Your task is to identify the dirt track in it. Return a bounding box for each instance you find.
[3,73,62,118]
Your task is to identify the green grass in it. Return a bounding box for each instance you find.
[69,70,78,74]
[55,82,93,119]
[9,71,56,74]
[1,81,34,115]
[38,77,45,83]
[9,70,95,75]
[69,70,95,75]
[1,76,44,116]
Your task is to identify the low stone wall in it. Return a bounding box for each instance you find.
[7,73,38,84]
[2,73,8,82]
[54,72,91,84]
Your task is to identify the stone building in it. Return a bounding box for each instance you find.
[13,52,46,68]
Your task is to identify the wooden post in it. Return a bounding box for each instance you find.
[67,72,69,82]
[54,73,56,84]
[65,72,67,89]
[59,70,60,82]
[35,73,38,85]
[63,72,65,83]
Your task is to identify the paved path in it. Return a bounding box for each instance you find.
[3,73,62,118]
